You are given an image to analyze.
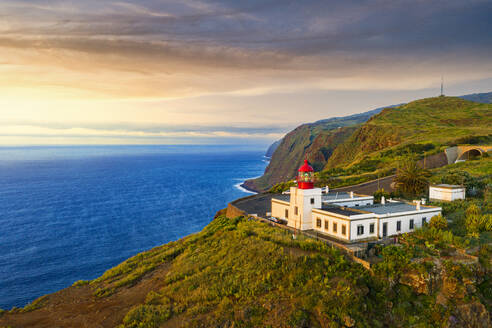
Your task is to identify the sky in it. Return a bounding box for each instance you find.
[1,0,491,146]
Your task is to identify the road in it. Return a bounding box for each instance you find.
[332,175,395,195]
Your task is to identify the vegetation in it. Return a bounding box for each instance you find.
[245,124,358,192]
[250,95,491,192]
[3,93,492,327]
[326,97,492,171]
[3,205,491,326]
[268,180,296,193]
[394,158,431,196]
[430,156,492,197]
[245,105,395,192]
[429,214,448,230]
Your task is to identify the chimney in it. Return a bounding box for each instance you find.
[350,191,354,198]
[416,201,421,211]
[381,196,386,205]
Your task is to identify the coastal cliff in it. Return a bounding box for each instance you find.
[243,106,387,192]
[246,92,492,192]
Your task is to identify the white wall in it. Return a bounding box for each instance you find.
[350,218,378,241]
[429,187,465,201]
[378,210,441,238]
[271,200,289,221]
[289,187,322,230]
[311,210,350,241]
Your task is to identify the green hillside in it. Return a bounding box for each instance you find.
[2,210,490,327]
[243,107,387,192]
[325,97,492,170]
[252,92,492,193]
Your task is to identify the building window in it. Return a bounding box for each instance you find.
[369,223,375,234]
[357,225,364,235]
[316,218,322,228]
[310,198,315,205]
[397,221,401,232]
[294,206,298,215]
[409,219,414,230]
[342,224,346,236]
[333,222,337,233]
[285,209,289,219]
[324,220,329,230]
[422,217,427,225]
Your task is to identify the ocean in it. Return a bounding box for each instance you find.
[0,145,268,310]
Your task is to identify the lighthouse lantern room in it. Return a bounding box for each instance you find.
[297,159,314,189]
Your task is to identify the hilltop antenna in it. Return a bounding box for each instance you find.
[440,76,444,96]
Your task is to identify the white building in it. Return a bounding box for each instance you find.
[429,184,466,202]
[271,160,442,243]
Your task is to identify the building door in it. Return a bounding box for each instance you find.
[382,222,387,237]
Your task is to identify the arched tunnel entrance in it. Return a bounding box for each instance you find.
[457,148,482,161]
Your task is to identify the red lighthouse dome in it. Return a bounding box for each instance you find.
[297,159,314,189]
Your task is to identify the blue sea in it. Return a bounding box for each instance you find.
[0,145,268,309]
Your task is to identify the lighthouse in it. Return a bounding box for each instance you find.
[281,160,322,230]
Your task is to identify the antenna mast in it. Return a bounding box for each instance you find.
[440,76,444,96]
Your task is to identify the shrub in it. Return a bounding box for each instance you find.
[465,204,492,235]
[428,214,448,230]
[478,245,491,269]
[72,280,89,287]
[373,246,411,283]
[374,189,391,203]
[269,181,295,193]
[119,304,172,328]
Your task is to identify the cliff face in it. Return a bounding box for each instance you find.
[265,139,281,158]
[244,106,389,192]
[247,91,492,192]
[243,125,357,192]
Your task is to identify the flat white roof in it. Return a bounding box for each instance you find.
[318,201,441,218]
[322,192,372,202]
[430,184,464,189]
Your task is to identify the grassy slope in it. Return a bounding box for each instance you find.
[2,214,490,327]
[325,96,492,170]
[244,107,387,192]
[430,156,492,183]
[255,92,492,192]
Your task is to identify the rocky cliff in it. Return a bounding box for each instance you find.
[247,92,492,192]
[243,106,391,192]
[265,139,281,158]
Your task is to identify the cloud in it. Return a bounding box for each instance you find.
[0,0,491,144]
[0,121,287,141]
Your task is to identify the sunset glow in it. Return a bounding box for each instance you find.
[1,0,491,144]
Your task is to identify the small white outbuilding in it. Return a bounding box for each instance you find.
[429,184,466,202]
